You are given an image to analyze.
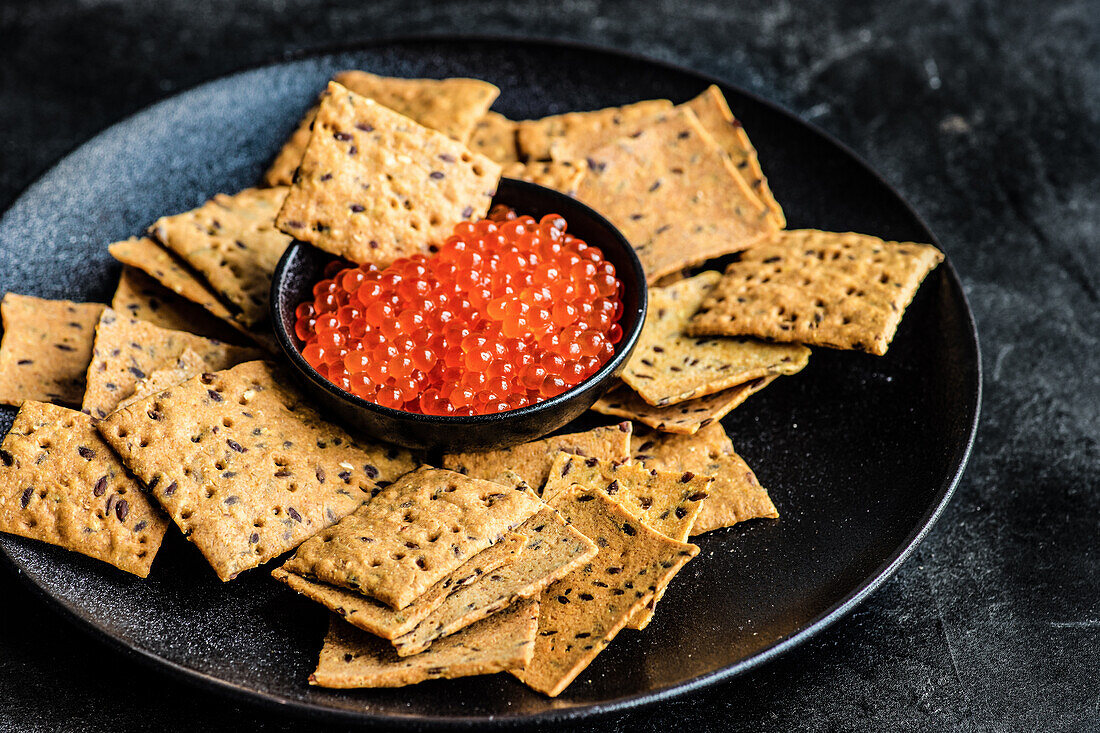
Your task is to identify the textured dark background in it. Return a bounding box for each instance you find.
[0,1,1097,731]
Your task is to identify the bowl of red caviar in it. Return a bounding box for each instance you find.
[270,178,647,452]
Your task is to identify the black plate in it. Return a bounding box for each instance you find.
[0,38,980,727]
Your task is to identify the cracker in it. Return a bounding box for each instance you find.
[272,531,525,640]
[149,187,291,326]
[624,271,809,406]
[0,401,168,577]
[97,360,416,581]
[515,99,673,161]
[513,485,699,697]
[502,160,587,195]
[311,598,538,689]
[392,505,598,657]
[276,82,502,267]
[114,347,206,412]
[591,377,776,435]
[265,73,500,187]
[0,294,105,407]
[468,111,520,164]
[688,230,945,355]
[82,309,261,419]
[574,107,777,283]
[108,237,236,322]
[680,85,785,228]
[282,465,543,609]
[111,266,242,342]
[632,423,777,534]
[541,453,710,629]
[442,422,633,493]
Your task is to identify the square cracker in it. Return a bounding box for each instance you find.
[632,423,778,534]
[541,453,711,629]
[624,271,809,406]
[392,506,599,657]
[264,72,500,187]
[442,422,632,493]
[468,111,520,164]
[0,294,105,407]
[513,485,698,697]
[275,82,502,267]
[271,531,527,641]
[97,360,416,581]
[592,377,776,435]
[310,598,538,689]
[114,347,206,413]
[688,230,945,356]
[515,99,673,161]
[575,106,778,283]
[680,85,785,229]
[82,309,262,419]
[149,187,291,327]
[0,401,169,577]
[282,465,543,609]
[111,266,241,343]
[502,160,587,196]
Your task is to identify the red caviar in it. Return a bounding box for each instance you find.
[295,205,623,415]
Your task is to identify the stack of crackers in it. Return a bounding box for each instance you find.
[0,68,946,697]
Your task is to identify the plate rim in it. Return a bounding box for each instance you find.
[0,33,982,729]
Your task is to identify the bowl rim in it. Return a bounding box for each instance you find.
[269,177,648,425]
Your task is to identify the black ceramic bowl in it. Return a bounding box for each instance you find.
[271,178,647,452]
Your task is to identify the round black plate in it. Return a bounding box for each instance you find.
[0,38,980,727]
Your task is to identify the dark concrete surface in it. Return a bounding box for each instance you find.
[0,1,1097,731]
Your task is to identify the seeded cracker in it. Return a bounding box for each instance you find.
[575,107,777,284]
[541,454,710,629]
[271,532,526,640]
[265,72,499,188]
[591,377,777,435]
[98,360,416,581]
[276,83,501,267]
[502,160,587,196]
[392,506,598,657]
[150,187,291,327]
[0,294,105,407]
[688,230,944,355]
[442,423,632,493]
[0,401,168,577]
[624,271,809,406]
[114,348,206,412]
[311,598,538,689]
[82,309,261,419]
[468,111,520,164]
[513,486,698,697]
[111,266,241,342]
[680,85,785,229]
[282,466,542,609]
[632,424,777,534]
[515,99,673,161]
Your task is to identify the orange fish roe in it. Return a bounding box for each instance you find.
[294,206,624,415]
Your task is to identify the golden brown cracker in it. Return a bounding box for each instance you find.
[624,271,809,406]
[513,485,698,697]
[282,465,542,609]
[502,159,587,195]
[688,230,944,355]
[591,377,776,435]
[516,99,673,161]
[680,85,785,228]
[632,423,777,534]
[97,360,416,581]
[111,266,241,342]
[0,294,105,407]
[150,187,291,326]
[0,401,168,577]
[468,111,520,164]
[310,598,537,689]
[442,423,632,493]
[276,82,502,267]
[575,107,777,283]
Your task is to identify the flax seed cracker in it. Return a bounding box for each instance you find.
[515,99,673,161]
[591,376,776,435]
[468,111,520,164]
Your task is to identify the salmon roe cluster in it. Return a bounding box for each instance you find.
[294,206,624,415]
